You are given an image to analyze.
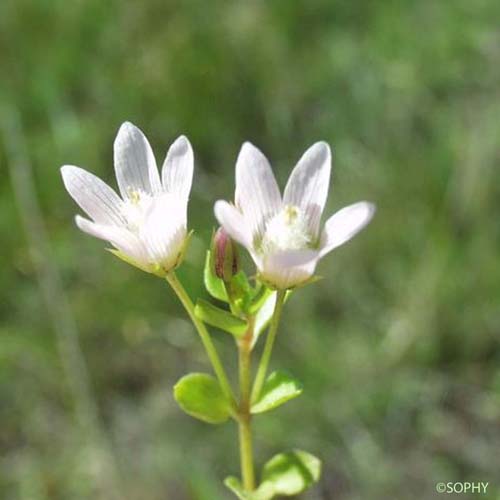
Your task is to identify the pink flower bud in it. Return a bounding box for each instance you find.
[213,227,239,282]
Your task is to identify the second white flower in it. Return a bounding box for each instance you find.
[214,142,375,289]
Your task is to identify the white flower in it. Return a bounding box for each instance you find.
[61,122,193,276]
[214,142,375,289]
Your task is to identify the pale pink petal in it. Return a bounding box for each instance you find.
[61,165,125,226]
[161,135,194,204]
[235,142,281,237]
[75,215,149,264]
[283,142,331,236]
[139,193,187,268]
[114,122,162,198]
[319,201,375,257]
[260,249,320,289]
[214,200,253,249]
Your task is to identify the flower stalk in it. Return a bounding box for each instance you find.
[237,319,256,491]
[165,271,236,408]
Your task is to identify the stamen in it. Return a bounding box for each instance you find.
[122,189,153,232]
[128,188,142,205]
[283,205,299,224]
[260,205,312,254]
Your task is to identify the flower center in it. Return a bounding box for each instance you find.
[260,205,312,254]
[122,189,154,232]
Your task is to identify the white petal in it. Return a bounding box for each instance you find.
[319,201,375,257]
[75,215,148,264]
[139,193,187,269]
[161,135,194,203]
[113,122,162,198]
[214,200,252,249]
[61,165,125,226]
[235,142,281,237]
[260,249,319,289]
[283,142,332,236]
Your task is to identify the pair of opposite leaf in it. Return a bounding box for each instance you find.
[61,121,375,289]
[174,368,303,425]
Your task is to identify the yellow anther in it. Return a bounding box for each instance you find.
[283,205,299,224]
[128,188,141,205]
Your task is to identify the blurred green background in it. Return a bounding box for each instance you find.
[1,1,499,499]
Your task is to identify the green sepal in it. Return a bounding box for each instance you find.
[194,299,248,338]
[248,284,272,315]
[176,229,194,268]
[224,477,275,500]
[292,274,323,290]
[173,373,231,424]
[107,248,153,274]
[261,450,321,496]
[251,370,303,414]
[106,230,193,278]
[228,271,253,312]
[204,249,229,302]
[257,273,323,291]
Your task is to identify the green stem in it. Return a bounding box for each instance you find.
[238,321,255,491]
[166,271,236,407]
[251,289,286,403]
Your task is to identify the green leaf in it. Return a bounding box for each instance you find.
[261,450,321,496]
[251,370,303,414]
[251,291,277,348]
[251,482,275,500]
[224,477,248,500]
[251,290,292,348]
[173,373,231,424]
[194,299,248,338]
[203,250,228,302]
[224,477,275,500]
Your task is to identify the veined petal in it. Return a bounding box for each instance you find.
[266,249,319,268]
[75,215,148,265]
[260,249,320,289]
[114,122,162,198]
[319,201,375,257]
[139,193,187,269]
[61,165,125,226]
[161,135,194,203]
[283,142,332,237]
[235,142,281,237]
[214,200,252,249]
